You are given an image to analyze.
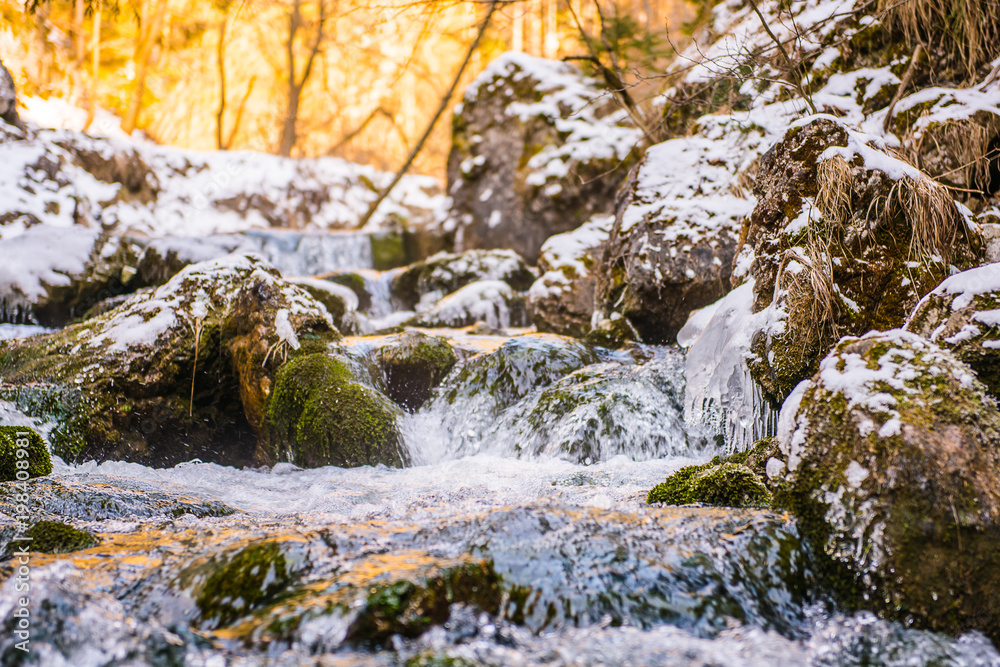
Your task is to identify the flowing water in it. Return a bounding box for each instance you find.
[2,315,999,665]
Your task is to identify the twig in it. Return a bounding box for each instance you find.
[358,0,500,228]
[883,44,925,132]
[746,0,817,114]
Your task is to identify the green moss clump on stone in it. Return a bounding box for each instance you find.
[265,353,408,468]
[0,425,52,482]
[195,541,294,629]
[377,332,458,411]
[24,520,99,553]
[647,438,779,507]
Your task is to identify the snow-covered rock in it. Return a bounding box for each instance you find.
[528,215,611,338]
[0,58,23,133]
[448,52,641,263]
[391,248,536,311]
[0,254,339,466]
[0,225,142,326]
[905,262,1000,395]
[595,117,759,343]
[406,280,530,330]
[740,116,981,404]
[775,329,1000,642]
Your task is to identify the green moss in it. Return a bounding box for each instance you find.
[265,353,407,468]
[0,425,52,481]
[345,560,501,647]
[378,333,458,411]
[24,520,99,553]
[195,541,295,629]
[647,439,777,508]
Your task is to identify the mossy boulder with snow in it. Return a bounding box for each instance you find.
[738,117,981,404]
[0,254,339,466]
[289,276,360,334]
[263,352,408,468]
[367,331,458,412]
[905,263,1000,396]
[0,425,52,482]
[405,280,530,330]
[595,117,757,344]
[774,330,1000,641]
[528,215,611,338]
[448,53,641,263]
[391,248,536,312]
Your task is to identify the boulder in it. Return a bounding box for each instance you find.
[774,330,1000,641]
[289,277,360,334]
[447,52,641,263]
[527,214,611,338]
[905,262,1000,396]
[263,351,408,468]
[391,248,536,311]
[594,118,758,344]
[405,280,530,330]
[0,225,144,326]
[366,331,458,411]
[0,254,339,466]
[738,116,981,404]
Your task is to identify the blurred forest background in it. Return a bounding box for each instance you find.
[0,0,697,179]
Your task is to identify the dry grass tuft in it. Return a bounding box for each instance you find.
[895,175,966,264]
[879,0,1000,79]
[781,236,842,348]
[816,155,854,225]
[904,116,999,195]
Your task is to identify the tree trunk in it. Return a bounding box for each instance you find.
[122,0,169,135]
[277,0,326,157]
[216,15,228,150]
[544,0,559,58]
[85,2,101,131]
[71,0,86,104]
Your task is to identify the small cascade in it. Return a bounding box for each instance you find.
[364,268,399,318]
[680,281,779,452]
[242,229,374,275]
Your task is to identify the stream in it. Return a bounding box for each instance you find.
[1,314,999,666]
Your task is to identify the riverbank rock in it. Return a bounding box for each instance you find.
[391,249,536,311]
[595,129,753,344]
[0,225,144,326]
[406,280,530,330]
[528,215,611,338]
[263,351,408,468]
[738,116,981,405]
[366,331,458,411]
[447,52,641,263]
[0,254,339,466]
[905,263,1000,396]
[775,330,1000,641]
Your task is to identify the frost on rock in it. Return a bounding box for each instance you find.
[0,253,339,466]
[775,329,1000,641]
[528,214,612,338]
[906,262,1000,395]
[448,52,641,263]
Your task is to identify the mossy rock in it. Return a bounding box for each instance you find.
[190,541,299,630]
[264,352,408,468]
[370,230,411,271]
[374,331,458,411]
[774,330,1000,642]
[23,520,99,554]
[0,425,52,482]
[344,560,501,647]
[319,271,373,311]
[905,263,1000,398]
[391,249,536,311]
[739,117,982,404]
[0,254,338,467]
